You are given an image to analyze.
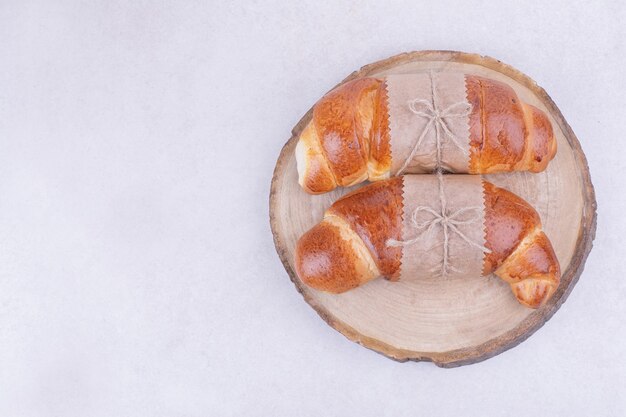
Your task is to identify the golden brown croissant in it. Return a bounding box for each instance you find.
[296,76,557,194]
[295,177,560,308]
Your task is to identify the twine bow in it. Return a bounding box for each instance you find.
[387,173,491,276]
[388,71,489,277]
[396,70,471,176]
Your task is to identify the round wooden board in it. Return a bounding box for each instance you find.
[270,51,597,367]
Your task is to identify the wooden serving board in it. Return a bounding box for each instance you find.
[269,51,596,367]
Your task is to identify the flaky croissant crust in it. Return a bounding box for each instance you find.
[295,177,560,309]
[296,76,557,194]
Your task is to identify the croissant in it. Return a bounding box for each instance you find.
[295,176,560,308]
[296,75,557,194]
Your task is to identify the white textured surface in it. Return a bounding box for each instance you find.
[0,1,621,415]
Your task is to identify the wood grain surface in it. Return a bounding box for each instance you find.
[269,51,596,367]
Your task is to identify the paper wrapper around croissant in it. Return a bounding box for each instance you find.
[386,72,471,175]
[295,174,560,309]
[397,175,485,282]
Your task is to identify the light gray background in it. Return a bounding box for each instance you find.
[0,1,622,416]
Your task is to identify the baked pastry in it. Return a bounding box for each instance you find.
[296,74,557,194]
[295,175,560,308]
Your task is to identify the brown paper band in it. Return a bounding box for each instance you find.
[392,175,487,281]
[386,71,472,174]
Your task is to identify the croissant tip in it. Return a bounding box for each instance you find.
[295,134,338,194]
[295,221,373,293]
[512,278,558,309]
[528,105,558,172]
